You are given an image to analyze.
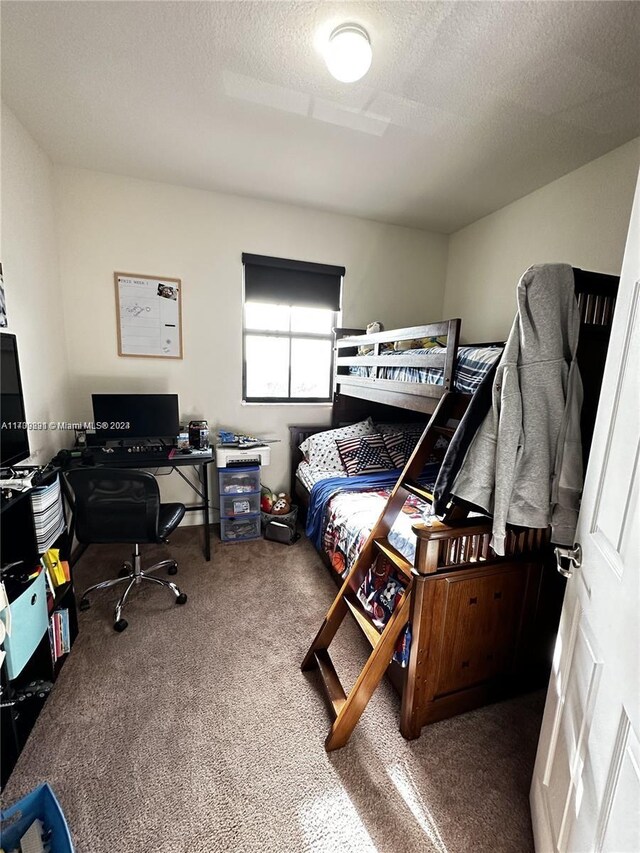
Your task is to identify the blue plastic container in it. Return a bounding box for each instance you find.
[1,783,74,852]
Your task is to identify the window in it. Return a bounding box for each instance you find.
[242,254,344,403]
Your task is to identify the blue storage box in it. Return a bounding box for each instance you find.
[4,570,48,680]
[1,783,74,852]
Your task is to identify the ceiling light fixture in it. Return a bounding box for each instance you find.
[325,24,372,83]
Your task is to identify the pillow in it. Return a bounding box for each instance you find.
[336,433,395,476]
[393,336,447,351]
[383,430,450,468]
[375,422,426,437]
[299,417,375,470]
[358,344,394,353]
[382,431,421,468]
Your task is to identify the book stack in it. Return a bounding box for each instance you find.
[48,608,71,664]
[30,475,66,553]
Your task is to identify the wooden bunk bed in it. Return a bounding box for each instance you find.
[292,268,619,750]
[334,317,461,415]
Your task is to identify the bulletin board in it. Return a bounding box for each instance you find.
[114,272,183,359]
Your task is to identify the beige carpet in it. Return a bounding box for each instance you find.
[3,528,543,852]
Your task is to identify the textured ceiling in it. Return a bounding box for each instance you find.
[2,1,639,233]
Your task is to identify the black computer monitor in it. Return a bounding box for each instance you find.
[91,394,180,442]
[0,333,30,467]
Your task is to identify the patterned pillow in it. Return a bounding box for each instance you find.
[383,430,450,467]
[393,336,447,351]
[300,418,375,470]
[382,431,420,468]
[336,433,395,476]
[375,422,426,437]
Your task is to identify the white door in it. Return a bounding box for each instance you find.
[530,172,640,853]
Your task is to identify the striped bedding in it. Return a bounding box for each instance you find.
[348,345,501,394]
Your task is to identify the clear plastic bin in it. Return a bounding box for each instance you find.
[221,492,261,517]
[218,466,261,495]
[220,514,261,542]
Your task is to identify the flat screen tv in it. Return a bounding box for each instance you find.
[1,333,30,468]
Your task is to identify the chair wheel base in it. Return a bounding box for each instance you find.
[118,567,130,578]
[114,618,128,632]
[79,598,90,611]
[176,593,187,605]
[168,564,178,575]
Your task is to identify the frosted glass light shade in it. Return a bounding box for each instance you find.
[325,25,372,83]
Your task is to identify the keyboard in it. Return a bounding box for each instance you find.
[97,447,172,465]
[94,447,211,465]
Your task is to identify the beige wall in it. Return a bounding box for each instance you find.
[5,106,636,522]
[0,106,72,464]
[54,166,448,509]
[443,138,640,342]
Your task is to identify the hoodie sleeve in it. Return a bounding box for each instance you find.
[489,362,523,555]
[551,359,584,545]
[450,367,501,519]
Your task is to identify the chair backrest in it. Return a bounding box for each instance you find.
[66,468,161,545]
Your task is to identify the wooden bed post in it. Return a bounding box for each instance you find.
[400,523,440,739]
[442,318,461,393]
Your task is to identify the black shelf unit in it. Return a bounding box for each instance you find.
[1,472,78,788]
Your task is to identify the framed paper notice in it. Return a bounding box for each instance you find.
[115,272,183,359]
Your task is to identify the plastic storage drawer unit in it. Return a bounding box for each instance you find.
[221,492,261,517]
[220,515,261,542]
[4,570,49,680]
[218,466,261,495]
[218,464,262,543]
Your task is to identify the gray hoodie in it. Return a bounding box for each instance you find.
[451,263,583,555]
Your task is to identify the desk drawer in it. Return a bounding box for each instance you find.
[4,571,48,680]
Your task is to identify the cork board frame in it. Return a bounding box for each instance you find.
[114,272,183,359]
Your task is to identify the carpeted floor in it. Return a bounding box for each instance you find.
[3,528,544,852]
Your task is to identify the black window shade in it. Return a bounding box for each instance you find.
[242,253,344,311]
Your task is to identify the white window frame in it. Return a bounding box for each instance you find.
[242,303,338,404]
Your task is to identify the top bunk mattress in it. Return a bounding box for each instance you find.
[347,345,501,394]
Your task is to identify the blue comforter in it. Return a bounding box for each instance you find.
[306,465,440,550]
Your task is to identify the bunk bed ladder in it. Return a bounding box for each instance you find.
[301,391,469,750]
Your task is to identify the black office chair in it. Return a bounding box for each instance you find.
[66,468,188,632]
